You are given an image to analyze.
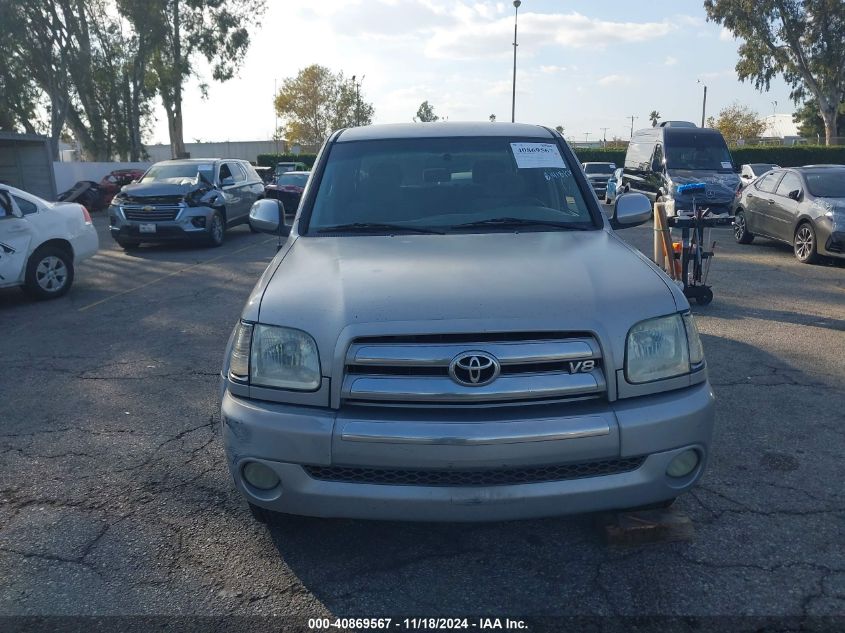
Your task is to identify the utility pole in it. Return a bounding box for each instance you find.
[351,75,364,126]
[627,115,638,138]
[511,0,521,123]
[600,127,609,147]
[584,132,591,144]
[273,77,278,153]
[697,80,707,127]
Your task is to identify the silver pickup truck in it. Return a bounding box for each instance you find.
[220,122,714,523]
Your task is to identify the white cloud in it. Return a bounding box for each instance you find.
[597,74,632,87]
[664,56,678,66]
[719,27,734,41]
[539,65,567,74]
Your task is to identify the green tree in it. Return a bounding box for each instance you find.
[414,101,439,122]
[490,114,497,122]
[793,98,845,140]
[554,124,564,134]
[274,65,375,145]
[649,110,661,127]
[706,102,768,144]
[704,0,845,145]
[136,0,266,158]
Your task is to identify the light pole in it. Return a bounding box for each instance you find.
[771,100,777,116]
[584,132,590,144]
[351,75,364,126]
[511,0,521,123]
[697,79,707,127]
[600,127,609,147]
[627,115,638,138]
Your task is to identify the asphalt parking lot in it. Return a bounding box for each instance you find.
[1,209,843,624]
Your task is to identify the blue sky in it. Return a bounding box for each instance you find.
[151,0,796,144]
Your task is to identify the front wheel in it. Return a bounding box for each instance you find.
[733,210,754,244]
[24,246,74,300]
[794,222,819,264]
[206,210,225,247]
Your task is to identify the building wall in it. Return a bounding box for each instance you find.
[0,134,57,199]
[144,140,288,164]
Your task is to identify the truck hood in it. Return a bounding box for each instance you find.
[252,230,682,374]
[119,181,205,199]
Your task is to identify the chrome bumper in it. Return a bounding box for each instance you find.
[221,382,715,521]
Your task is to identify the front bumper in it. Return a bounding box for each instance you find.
[108,204,216,242]
[222,382,715,521]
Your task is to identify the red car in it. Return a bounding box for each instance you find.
[99,169,146,207]
[264,170,309,216]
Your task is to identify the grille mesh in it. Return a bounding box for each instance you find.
[304,456,645,487]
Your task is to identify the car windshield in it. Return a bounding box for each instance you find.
[665,133,733,171]
[141,163,214,184]
[804,171,845,198]
[584,163,615,174]
[277,173,309,187]
[307,136,597,234]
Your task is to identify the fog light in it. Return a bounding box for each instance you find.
[242,461,280,490]
[191,216,206,228]
[666,449,699,478]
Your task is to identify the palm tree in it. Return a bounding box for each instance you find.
[649,110,661,127]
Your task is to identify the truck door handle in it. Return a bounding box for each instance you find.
[767,199,775,204]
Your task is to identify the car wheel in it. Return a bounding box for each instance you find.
[794,222,819,264]
[733,210,754,244]
[115,237,141,250]
[207,210,225,247]
[24,245,74,300]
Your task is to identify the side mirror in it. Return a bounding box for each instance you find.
[611,192,652,229]
[220,176,235,187]
[787,189,802,201]
[249,198,290,244]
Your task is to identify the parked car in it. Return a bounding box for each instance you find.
[99,168,146,207]
[581,162,616,199]
[604,167,624,204]
[622,126,740,216]
[254,166,275,185]
[739,163,779,190]
[108,159,264,249]
[733,164,845,264]
[222,121,714,523]
[0,184,98,299]
[274,161,308,177]
[263,171,309,217]
[57,180,104,211]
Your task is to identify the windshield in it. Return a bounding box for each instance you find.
[805,170,845,198]
[584,163,615,174]
[306,137,597,234]
[665,133,733,171]
[277,173,309,187]
[141,163,213,185]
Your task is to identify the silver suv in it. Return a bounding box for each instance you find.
[108,159,264,248]
[220,122,714,522]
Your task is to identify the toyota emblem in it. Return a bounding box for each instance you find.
[142,205,155,211]
[448,351,501,387]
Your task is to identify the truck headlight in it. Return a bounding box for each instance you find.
[228,322,321,391]
[625,313,704,384]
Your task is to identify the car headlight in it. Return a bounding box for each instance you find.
[625,313,704,384]
[228,322,321,391]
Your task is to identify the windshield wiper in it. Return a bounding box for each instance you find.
[315,222,444,235]
[449,217,594,231]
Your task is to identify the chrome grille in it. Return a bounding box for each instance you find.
[342,334,606,405]
[122,204,182,222]
[304,456,644,487]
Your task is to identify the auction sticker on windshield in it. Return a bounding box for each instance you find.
[511,143,565,169]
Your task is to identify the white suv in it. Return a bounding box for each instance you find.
[0,184,99,299]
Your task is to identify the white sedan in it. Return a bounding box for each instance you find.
[0,184,98,299]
